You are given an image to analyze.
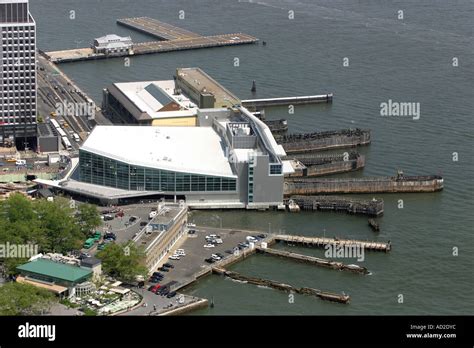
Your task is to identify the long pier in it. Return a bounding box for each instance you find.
[285,152,365,178]
[117,17,202,40]
[276,128,371,154]
[288,195,384,216]
[284,172,444,195]
[256,247,369,274]
[242,94,333,109]
[212,268,350,304]
[46,17,259,64]
[273,235,391,252]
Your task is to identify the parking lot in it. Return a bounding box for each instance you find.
[149,226,265,290]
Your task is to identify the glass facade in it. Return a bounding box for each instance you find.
[79,150,237,192]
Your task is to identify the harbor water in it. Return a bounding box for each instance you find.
[32,0,474,314]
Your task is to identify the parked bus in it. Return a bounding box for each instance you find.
[61,136,72,150]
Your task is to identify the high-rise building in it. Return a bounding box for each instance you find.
[0,0,37,149]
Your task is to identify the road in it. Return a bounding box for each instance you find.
[36,54,111,154]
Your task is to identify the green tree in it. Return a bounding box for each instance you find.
[96,242,148,283]
[0,282,56,315]
[76,203,101,236]
[34,198,83,253]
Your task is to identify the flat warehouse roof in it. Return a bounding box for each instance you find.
[17,259,92,283]
[81,126,236,178]
[110,80,198,120]
[176,68,240,108]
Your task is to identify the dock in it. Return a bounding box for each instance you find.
[285,152,365,178]
[284,172,444,195]
[273,234,391,252]
[46,17,259,64]
[212,268,350,304]
[256,247,369,274]
[288,195,384,216]
[276,128,371,154]
[241,94,333,109]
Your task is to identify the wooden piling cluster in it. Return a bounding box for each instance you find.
[288,195,384,216]
[212,268,350,304]
[264,119,288,133]
[273,234,391,252]
[276,128,371,154]
[256,247,369,274]
[284,173,444,195]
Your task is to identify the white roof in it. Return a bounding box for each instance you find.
[81,126,236,178]
[113,80,198,119]
[95,34,131,44]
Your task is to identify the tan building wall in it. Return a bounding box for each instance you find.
[151,117,197,127]
[145,209,188,272]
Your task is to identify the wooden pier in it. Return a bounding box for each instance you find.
[212,268,350,304]
[273,234,391,252]
[276,128,371,154]
[288,195,384,216]
[241,94,332,109]
[285,152,365,178]
[256,247,369,274]
[284,172,444,195]
[117,17,202,40]
[46,17,258,64]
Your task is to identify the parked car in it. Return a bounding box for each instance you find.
[169,255,180,260]
[129,216,138,223]
[203,244,215,248]
[163,263,174,268]
[140,221,148,227]
[166,291,177,298]
[205,258,215,264]
[103,214,114,221]
[158,267,169,272]
[150,285,161,293]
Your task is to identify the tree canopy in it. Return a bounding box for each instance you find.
[0,282,56,315]
[0,194,101,275]
[96,242,148,283]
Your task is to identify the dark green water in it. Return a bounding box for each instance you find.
[32,0,473,314]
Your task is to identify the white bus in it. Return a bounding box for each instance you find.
[50,118,60,129]
[57,128,67,138]
[61,136,72,150]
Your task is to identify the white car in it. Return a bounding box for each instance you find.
[169,255,180,260]
[246,236,258,243]
[187,223,196,228]
[211,254,221,260]
[149,211,157,219]
[203,244,215,248]
[215,239,223,244]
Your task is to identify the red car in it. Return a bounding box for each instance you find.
[150,284,161,293]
